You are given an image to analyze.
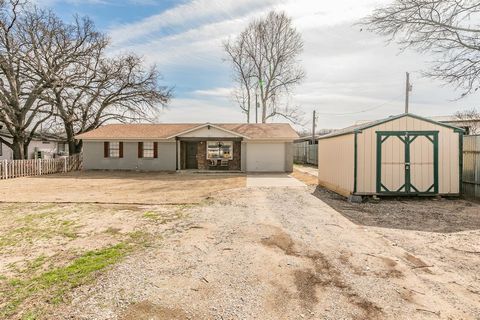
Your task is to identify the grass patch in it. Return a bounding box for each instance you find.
[0,213,79,252]
[1,244,130,319]
[143,211,160,221]
[127,230,158,247]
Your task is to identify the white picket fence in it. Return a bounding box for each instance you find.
[0,154,82,180]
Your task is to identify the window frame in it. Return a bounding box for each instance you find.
[143,142,155,158]
[58,142,66,153]
[206,141,233,160]
[109,141,120,158]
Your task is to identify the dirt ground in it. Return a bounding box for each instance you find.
[0,171,246,204]
[1,170,479,319]
[53,183,479,319]
[0,201,197,319]
[313,187,480,233]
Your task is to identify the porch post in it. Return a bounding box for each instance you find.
[176,139,181,170]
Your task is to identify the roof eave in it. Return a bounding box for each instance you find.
[319,113,465,140]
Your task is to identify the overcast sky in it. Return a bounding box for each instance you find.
[41,0,480,130]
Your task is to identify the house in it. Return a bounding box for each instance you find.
[318,113,463,198]
[430,115,480,135]
[0,128,69,160]
[75,123,299,172]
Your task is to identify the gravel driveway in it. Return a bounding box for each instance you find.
[56,186,480,320]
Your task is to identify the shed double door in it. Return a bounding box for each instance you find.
[376,131,438,195]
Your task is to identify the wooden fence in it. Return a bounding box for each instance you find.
[0,154,82,180]
[463,135,480,201]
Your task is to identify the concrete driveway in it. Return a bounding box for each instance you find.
[246,173,306,187]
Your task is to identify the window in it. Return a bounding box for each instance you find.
[109,141,120,158]
[207,141,233,160]
[143,142,154,158]
[58,143,66,153]
[0,142,2,156]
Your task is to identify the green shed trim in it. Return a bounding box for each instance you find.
[375,131,439,195]
[319,113,465,140]
[353,131,358,193]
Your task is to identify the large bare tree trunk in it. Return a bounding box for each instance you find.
[11,137,26,159]
[64,123,79,154]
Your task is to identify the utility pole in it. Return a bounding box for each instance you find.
[255,93,258,124]
[311,110,316,145]
[405,72,412,113]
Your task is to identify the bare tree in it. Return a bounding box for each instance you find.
[455,107,480,134]
[0,1,52,159]
[224,11,305,123]
[0,1,101,158]
[43,53,172,154]
[362,0,480,97]
[0,0,172,158]
[224,31,256,123]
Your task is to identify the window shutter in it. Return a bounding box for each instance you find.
[153,142,158,158]
[104,142,109,158]
[138,142,143,158]
[119,142,124,158]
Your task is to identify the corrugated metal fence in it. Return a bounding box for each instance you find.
[0,154,82,180]
[294,142,318,165]
[463,135,480,200]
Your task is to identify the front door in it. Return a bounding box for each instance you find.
[185,142,198,169]
[376,131,438,195]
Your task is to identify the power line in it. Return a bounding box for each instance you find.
[314,94,404,116]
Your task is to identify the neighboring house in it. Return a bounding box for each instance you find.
[75,123,299,172]
[0,128,69,160]
[318,113,463,198]
[430,115,480,135]
[294,135,320,145]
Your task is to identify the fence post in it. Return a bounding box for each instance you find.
[4,159,8,179]
[64,157,67,173]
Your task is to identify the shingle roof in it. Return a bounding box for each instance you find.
[75,123,299,140]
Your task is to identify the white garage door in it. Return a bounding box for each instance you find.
[246,143,285,172]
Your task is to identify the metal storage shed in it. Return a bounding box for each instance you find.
[318,113,464,197]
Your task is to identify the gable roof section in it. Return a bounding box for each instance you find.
[75,123,299,140]
[319,113,465,139]
[166,123,250,139]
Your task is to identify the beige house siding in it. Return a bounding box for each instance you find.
[284,142,294,172]
[356,116,460,194]
[318,134,355,196]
